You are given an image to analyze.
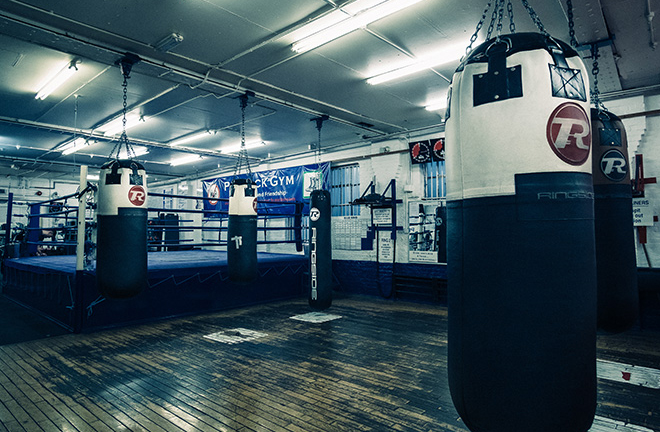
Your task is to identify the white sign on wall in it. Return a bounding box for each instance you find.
[632,198,654,226]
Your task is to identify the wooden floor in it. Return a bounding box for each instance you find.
[0,294,658,432]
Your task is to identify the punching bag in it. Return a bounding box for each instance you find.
[227,178,258,283]
[309,189,332,310]
[592,108,638,332]
[96,159,148,299]
[445,33,596,432]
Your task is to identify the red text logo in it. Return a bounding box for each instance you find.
[128,186,146,206]
[546,102,591,165]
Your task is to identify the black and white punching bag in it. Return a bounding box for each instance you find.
[96,160,148,299]
[446,33,596,432]
[227,178,258,283]
[592,108,638,332]
[309,189,332,310]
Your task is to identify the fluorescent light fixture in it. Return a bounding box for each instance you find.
[60,137,96,155]
[292,0,425,53]
[154,33,184,52]
[98,113,144,136]
[366,42,467,85]
[118,146,149,158]
[35,59,79,100]
[169,154,203,166]
[425,99,448,111]
[87,174,100,181]
[170,130,214,146]
[220,140,267,154]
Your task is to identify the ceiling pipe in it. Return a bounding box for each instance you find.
[0,3,400,135]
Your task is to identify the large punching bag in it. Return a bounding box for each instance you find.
[227,178,258,283]
[592,108,638,332]
[309,189,332,310]
[96,160,148,299]
[445,33,596,432]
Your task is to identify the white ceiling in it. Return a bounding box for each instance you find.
[0,0,658,184]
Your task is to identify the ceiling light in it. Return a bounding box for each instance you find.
[118,146,149,158]
[169,154,203,166]
[170,130,214,146]
[220,141,267,154]
[35,59,79,100]
[425,100,448,111]
[98,113,144,136]
[60,137,96,155]
[366,42,467,85]
[87,174,100,181]
[154,33,184,52]
[292,0,425,53]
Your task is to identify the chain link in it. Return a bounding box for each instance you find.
[521,0,548,36]
[507,0,516,33]
[590,43,604,113]
[463,1,492,61]
[486,0,499,41]
[566,0,578,47]
[496,0,504,38]
[233,95,252,177]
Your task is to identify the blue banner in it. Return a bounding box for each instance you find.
[202,162,330,217]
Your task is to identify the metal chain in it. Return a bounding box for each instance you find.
[567,0,578,47]
[109,72,136,160]
[233,95,252,177]
[507,0,516,33]
[590,43,604,113]
[521,0,549,36]
[486,0,499,41]
[316,122,322,165]
[463,1,493,61]
[496,0,504,38]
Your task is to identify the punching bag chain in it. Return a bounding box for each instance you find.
[590,43,605,114]
[108,60,137,161]
[566,0,579,47]
[233,93,253,177]
[463,1,492,62]
[312,115,328,165]
[521,0,549,36]
[507,0,516,33]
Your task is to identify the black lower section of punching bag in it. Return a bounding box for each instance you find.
[227,214,258,283]
[96,208,147,299]
[595,183,639,332]
[309,190,332,310]
[448,172,597,432]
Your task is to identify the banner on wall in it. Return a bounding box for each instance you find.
[408,137,445,164]
[202,162,330,216]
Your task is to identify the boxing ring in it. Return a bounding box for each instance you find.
[2,168,309,332]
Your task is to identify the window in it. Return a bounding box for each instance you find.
[424,160,446,199]
[330,164,360,216]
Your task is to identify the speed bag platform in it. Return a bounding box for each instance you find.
[309,189,332,310]
[445,33,596,432]
[96,159,148,299]
[592,108,638,333]
[227,178,258,284]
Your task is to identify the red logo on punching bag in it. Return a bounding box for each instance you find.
[128,186,146,206]
[546,102,591,166]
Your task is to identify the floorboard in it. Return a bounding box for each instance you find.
[0,295,658,432]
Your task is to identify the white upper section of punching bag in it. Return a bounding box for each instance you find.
[228,183,258,216]
[97,167,148,216]
[445,46,591,201]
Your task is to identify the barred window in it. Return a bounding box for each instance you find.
[424,160,446,198]
[330,164,361,216]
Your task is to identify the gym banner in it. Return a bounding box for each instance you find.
[409,137,445,164]
[202,162,330,217]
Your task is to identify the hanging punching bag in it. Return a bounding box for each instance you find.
[309,189,332,310]
[592,108,638,332]
[227,178,258,283]
[445,33,596,432]
[96,160,148,299]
